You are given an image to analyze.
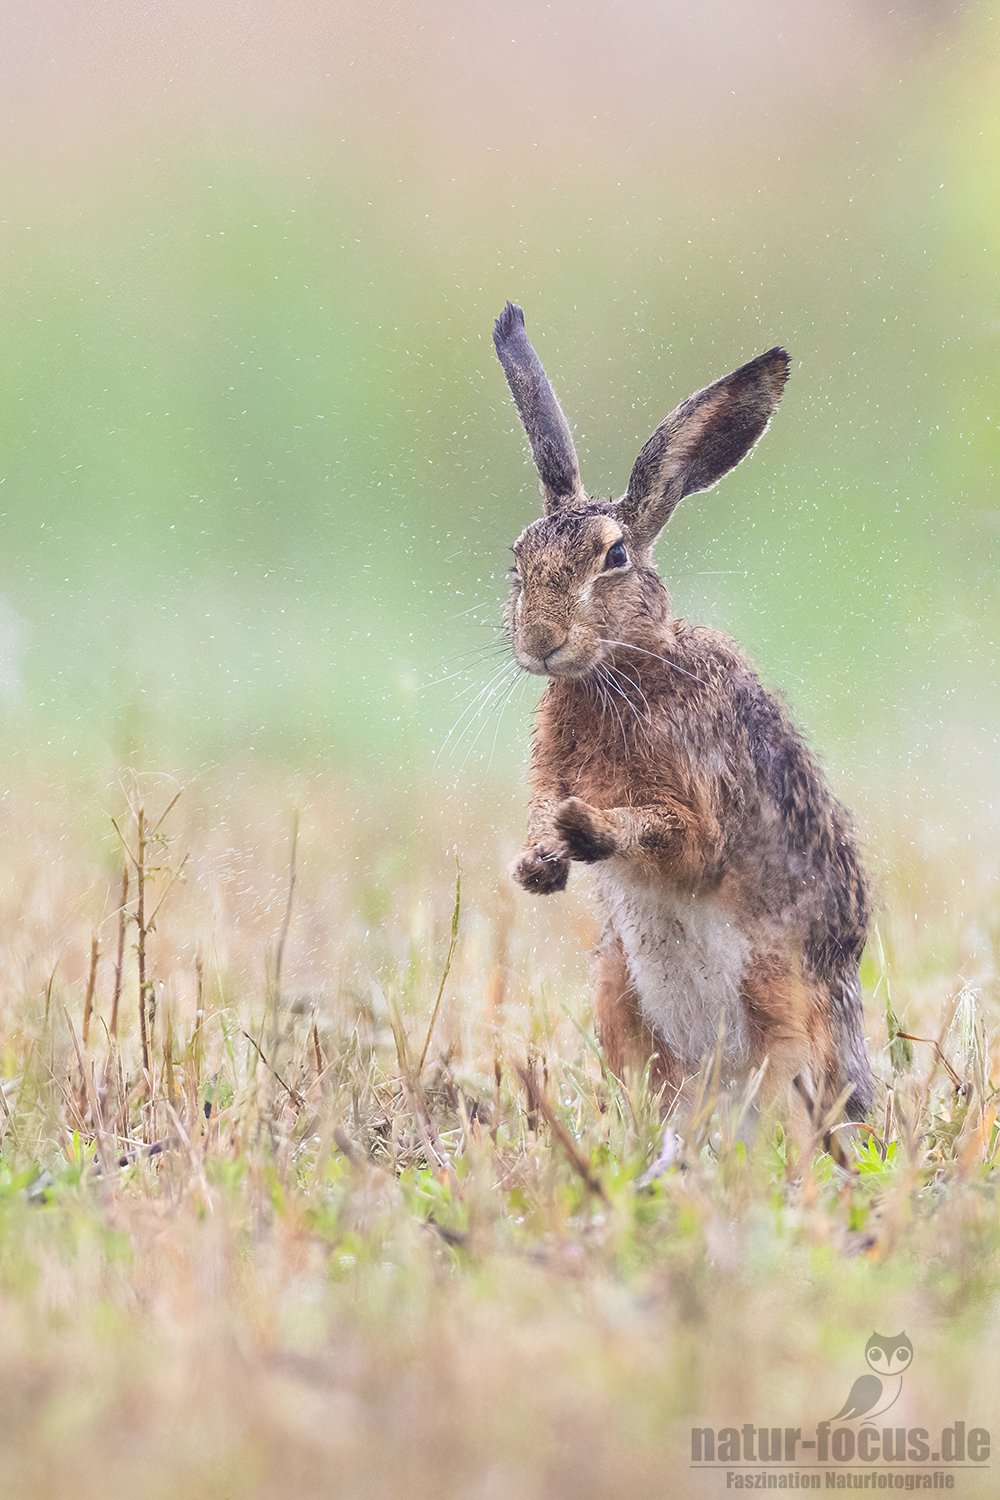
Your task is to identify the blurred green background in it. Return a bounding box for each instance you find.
[0,0,996,829]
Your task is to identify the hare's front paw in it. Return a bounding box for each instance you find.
[513,839,570,895]
[554,797,619,863]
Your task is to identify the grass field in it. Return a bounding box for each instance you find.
[1,2,998,1495]
[0,763,997,1498]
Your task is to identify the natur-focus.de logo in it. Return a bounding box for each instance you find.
[691,1332,990,1490]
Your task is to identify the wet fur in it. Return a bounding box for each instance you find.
[493,303,875,1122]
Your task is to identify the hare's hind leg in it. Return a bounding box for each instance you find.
[742,957,873,1162]
[824,966,876,1123]
[788,968,874,1130]
[594,929,680,1101]
[740,953,824,1110]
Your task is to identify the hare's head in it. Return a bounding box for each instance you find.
[493,302,789,678]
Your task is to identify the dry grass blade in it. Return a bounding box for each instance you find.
[897,1032,968,1093]
[145,852,190,930]
[332,1126,363,1166]
[0,1071,18,1151]
[517,1063,611,1207]
[240,1027,305,1109]
[135,806,151,1083]
[149,788,183,836]
[310,1012,324,1079]
[110,861,129,1039]
[272,810,299,1019]
[81,933,99,1049]
[418,857,461,1075]
[63,1005,110,1175]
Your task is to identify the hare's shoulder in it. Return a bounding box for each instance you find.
[664,622,795,772]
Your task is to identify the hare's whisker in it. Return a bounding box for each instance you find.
[445,602,496,621]
[425,650,511,694]
[459,667,523,768]
[427,640,511,688]
[595,664,629,746]
[445,682,513,767]
[588,669,608,719]
[606,661,653,727]
[448,662,516,732]
[607,663,648,735]
[436,661,518,762]
[597,637,702,684]
[486,670,529,769]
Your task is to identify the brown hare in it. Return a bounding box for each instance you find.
[493,301,874,1123]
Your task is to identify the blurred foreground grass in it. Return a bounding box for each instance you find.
[0,766,998,1498]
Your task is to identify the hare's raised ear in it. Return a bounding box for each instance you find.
[617,347,790,548]
[493,302,585,515]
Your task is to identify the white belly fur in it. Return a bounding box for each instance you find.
[594,862,752,1076]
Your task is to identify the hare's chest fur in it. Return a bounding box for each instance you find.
[594,862,752,1073]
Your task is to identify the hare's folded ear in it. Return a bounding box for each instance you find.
[493,302,585,515]
[618,347,790,548]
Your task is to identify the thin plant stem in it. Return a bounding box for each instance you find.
[136,806,150,1083]
[273,810,299,1012]
[418,859,461,1076]
[110,862,128,1040]
[81,934,99,1049]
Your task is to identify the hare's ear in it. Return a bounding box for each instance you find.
[618,347,790,548]
[493,302,585,515]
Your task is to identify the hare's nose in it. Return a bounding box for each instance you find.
[512,622,570,676]
[530,631,569,666]
[519,618,568,661]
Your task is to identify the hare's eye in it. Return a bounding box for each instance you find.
[604,540,628,570]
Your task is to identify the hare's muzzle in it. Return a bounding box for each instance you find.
[514,632,593,679]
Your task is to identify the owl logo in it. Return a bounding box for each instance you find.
[830,1332,913,1422]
